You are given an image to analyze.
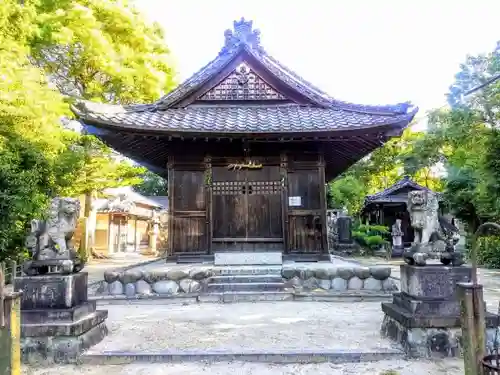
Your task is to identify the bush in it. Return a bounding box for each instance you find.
[475,236,500,268]
[352,223,390,253]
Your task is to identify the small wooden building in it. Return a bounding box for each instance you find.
[362,176,438,246]
[74,19,417,261]
[92,187,166,255]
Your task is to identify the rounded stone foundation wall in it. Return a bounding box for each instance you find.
[95,265,397,298]
[100,268,213,297]
[282,265,397,292]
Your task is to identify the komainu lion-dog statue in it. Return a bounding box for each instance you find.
[403,190,464,266]
[24,197,85,275]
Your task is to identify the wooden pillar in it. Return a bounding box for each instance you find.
[204,155,212,255]
[280,152,289,253]
[149,212,158,255]
[167,156,175,255]
[0,268,22,375]
[318,154,328,254]
[107,215,114,254]
[458,282,486,375]
[134,217,138,252]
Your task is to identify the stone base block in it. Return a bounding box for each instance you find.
[16,272,109,364]
[21,301,97,324]
[393,292,462,316]
[381,302,500,358]
[391,246,404,257]
[15,272,88,309]
[22,309,108,338]
[21,322,108,364]
[399,264,471,300]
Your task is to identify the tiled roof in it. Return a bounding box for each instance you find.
[154,19,413,115]
[102,187,163,208]
[79,104,417,134]
[146,196,169,209]
[73,18,418,135]
[365,176,440,204]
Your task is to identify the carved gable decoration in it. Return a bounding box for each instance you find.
[198,63,287,101]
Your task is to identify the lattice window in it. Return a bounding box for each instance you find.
[248,181,281,195]
[199,63,287,101]
[212,181,246,195]
[212,181,281,195]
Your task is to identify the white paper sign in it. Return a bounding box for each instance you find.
[288,196,302,207]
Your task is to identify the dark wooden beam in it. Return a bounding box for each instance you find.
[167,155,174,255]
[280,152,289,254]
[204,155,212,255]
[318,154,328,254]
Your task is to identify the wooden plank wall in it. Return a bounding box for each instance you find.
[168,150,328,255]
[172,169,206,253]
[169,155,208,254]
[286,153,326,253]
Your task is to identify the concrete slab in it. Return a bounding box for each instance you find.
[214,252,283,266]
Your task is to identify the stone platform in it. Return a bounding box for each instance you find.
[381,264,500,357]
[93,261,398,300]
[15,272,108,364]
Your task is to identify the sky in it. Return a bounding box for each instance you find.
[134,0,499,128]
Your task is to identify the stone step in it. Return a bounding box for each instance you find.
[208,274,284,284]
[212,266,283,276]
[207,282,285,292]
[82,348,404,365]
[214,252,283,266]
[199,291,293,303]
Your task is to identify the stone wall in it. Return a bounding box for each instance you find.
[100,268,212,297]
[282,265,397,292]
[95,265,397,298]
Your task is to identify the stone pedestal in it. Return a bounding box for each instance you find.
[14,272,108,364]
[337,216,353,244]
[381,265,500,357]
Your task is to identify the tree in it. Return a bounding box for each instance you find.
[133,171,168,196]
[0,0,177,260]
[406,42,500,231]
[326,128,441,215]
[30,0,176,103]
[29,0,177,213]
[328,174,366,214]
[0,0,78,259]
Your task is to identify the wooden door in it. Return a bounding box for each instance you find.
[212,168,247,239]
[246,167,282,239]
[212,166,282,242]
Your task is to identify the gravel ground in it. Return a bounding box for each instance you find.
[90,302,397,352]
[22,359,465,375]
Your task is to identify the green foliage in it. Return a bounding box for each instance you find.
[0,0,72,259]
[352,223,390,251]
[410,42,500,231]
[0,0,176,260]
[328,41,499,238]
[328,174,366,214]
[327,128,443,216]
[57,135,147,197]
[30,0,177,103]
[133,171,168,196]
[476,236,500,269]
